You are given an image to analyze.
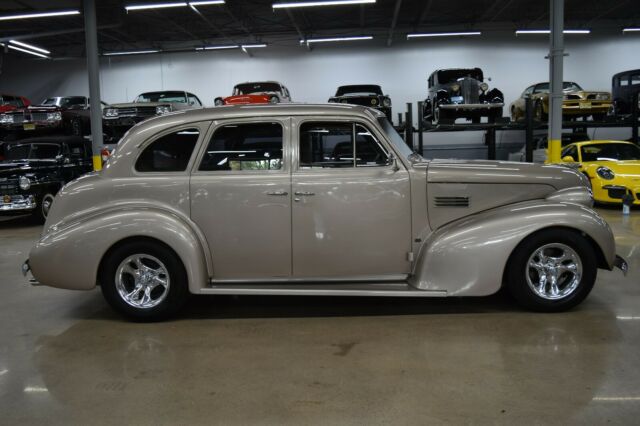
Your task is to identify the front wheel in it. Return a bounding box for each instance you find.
[100,240,189,321]
[32,193,55,223]
[505,229,597,312]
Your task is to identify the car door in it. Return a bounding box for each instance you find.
[291,117,412,279]
[190,118,292,280]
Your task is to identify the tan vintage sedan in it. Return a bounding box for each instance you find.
[23,104,627,320]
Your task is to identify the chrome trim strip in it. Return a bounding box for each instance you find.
[211,274,409,284]
[201,282,447,297]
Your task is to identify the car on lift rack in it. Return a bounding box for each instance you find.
[328,85,392,120]
[214,81,292,106]
[510,82,613,122]
[103,91,203,143]
[508,132,590,163]
[22,104,627,321]
[612,70,640,116]
[422,68,504,125]
[0,136,93,222]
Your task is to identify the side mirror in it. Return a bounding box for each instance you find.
[389,154,400,172]
[561,155,576,163]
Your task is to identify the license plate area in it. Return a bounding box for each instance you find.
[450,96,464,104]
[579,102,591,109]
[23,123,36,131]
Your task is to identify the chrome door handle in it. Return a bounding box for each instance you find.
[266,191,288,196]
[294,191,315,196]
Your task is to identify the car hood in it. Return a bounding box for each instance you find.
[224,94,272,104]
[108,102,170,108]
[585,160,640,176]
[0,160,56,177]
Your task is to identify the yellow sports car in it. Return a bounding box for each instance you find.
[560,140,640,204]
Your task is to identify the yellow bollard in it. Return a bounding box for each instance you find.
[92,155,103,171]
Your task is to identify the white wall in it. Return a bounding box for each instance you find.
[2,32,639,116]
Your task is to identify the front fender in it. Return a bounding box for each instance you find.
[29,209,210,293]
[408,201,615,296]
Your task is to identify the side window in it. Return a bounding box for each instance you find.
[31,144,61,159]
[136,128,199,172]
[199,122,283,171]
[631,74,640,86]
[188,94,201,106]
[523,86,534,97]
[562,145,577,160]
[299,122,389,169]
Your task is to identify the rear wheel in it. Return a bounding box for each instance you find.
[100,240,189,321]
[505,229,597,312]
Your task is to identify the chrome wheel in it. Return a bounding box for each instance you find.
[115,254,170,309]
[41,194,54,219]
[526,243,582,300]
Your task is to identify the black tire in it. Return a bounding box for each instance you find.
[433,107,453,125]
[505,228,597,312]
[471,117,481,124]
[100,240,190,321]
[33,193,55,223]
[535,102,547,121]
[591,113,605,122]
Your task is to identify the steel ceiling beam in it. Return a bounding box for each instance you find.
[189,4,237,44]
[386,0,403,46]
[415,0,433,29]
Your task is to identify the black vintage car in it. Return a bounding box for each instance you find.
[612,70,640,115]
[328,85,392,119]
[422,68,504,124]
[0,136,93,221]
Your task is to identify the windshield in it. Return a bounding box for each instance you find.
[135,91,188,103]
[534,82,583,93]
[581,143,640,162]
[5,143,61,161]
[377,117,415,160]
[233,83,282,95]
[41,98,59,106]
[437,69,483,84]
[336,85,382,96]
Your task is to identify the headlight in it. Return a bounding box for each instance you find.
[104,108,119,118]
[46,111,62,121]
[596,166,615,180]
[595,93,610,100]
[155,105,172,115]
[269,96,279,104]
[370,98,378,106]
[382,97,391,107]
[0,114,14,124]
[480,82,489,92]
[19,176,31,190]
[451,84,460,93]
[214,98,224,106]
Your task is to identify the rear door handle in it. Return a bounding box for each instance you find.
[266,191,288,196]
[294,191,315,196]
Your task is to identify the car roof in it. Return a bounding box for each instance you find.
[235,81,283,85]
[612,69,640,78]
[568,140,634,148]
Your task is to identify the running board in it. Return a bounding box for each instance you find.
[200,282,447,297]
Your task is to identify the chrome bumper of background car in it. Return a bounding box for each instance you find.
[440,103,504,109]
[0,195,36,212]
[21,260,41,286]
[614,255,629,276]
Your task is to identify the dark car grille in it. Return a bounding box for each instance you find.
[565,94,581,100]
[115,106,157,117]
[10,113,25,124]
[338,97,381,107]
[0,180,18,195]
[6,111,51,122]
[31,112,49,121]
[460,78,480,104]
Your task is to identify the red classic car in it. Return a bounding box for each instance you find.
[0,94,30,113]
[214,81,292,106]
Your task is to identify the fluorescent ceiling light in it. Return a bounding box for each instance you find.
[9,40,50,55]
[623,28,640,33]
[241,44,267,48]
[125,1,224,10]
[189,1,225,5]
[273,0,375,9]
[515,29,590,34]
[7,45,49,59]
[196,45,239,50]
[103,50,161,56]
[0,10,80,21]
[407,31,481,38]
[302,35,373,43]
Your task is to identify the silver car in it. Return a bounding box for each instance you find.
[23,104,627,320]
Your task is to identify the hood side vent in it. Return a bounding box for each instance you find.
[434,196,469,207]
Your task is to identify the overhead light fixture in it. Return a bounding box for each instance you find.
[241,44,267,48]
[273,0,375,9]
[7,45,49,59]
[515,29,590,34]
[301,35,373,44]
[103,50,161,56]
[407,31,481,39]
[9,40,50,55]
[623,28,640,33]
[125,1,224,10]
[0,9,80,21]
[196,45,239,50]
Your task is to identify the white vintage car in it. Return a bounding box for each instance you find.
[23,104,627,320]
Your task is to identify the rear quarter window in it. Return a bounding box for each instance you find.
[135,128,200,172]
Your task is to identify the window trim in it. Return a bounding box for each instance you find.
[132,122,209,176]
[191,117,290,176]
[293,117,394,173]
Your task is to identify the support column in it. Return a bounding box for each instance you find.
[548,0,564,163]
[83,0,104,171]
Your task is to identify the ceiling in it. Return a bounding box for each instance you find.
[0,0,639,58]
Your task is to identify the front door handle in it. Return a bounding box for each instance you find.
[266,191,288,196]
[294,191,315,196]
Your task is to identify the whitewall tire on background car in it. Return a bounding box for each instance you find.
[506,228,597,312]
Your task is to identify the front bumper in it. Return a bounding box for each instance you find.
[439,103,504,110]
[561,101,612,115]
[0,121,63,133]
[0,194,36,214]
[591,179,640,204]
[614,255,629,276]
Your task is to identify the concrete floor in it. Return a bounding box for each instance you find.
[0,208,639,425]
